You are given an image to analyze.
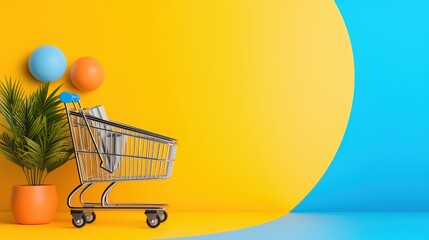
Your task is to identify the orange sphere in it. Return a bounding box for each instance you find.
[70,57,104,91]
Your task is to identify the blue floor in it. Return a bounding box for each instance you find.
[175,212,429,240]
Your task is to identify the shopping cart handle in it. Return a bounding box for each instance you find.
[60,92,80,103]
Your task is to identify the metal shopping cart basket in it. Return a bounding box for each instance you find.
[60,92,177,228]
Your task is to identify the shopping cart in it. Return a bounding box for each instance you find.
[60,92,177,228]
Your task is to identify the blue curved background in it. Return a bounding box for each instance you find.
[175,0,429,239]
[294,0,429,212]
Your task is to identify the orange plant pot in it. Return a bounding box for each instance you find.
[11,185,57,224]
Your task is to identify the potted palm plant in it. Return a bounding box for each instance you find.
[0,78,73,224]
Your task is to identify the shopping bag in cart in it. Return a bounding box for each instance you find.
[88,105,127,172]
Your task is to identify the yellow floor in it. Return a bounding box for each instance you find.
[0,211,285,239]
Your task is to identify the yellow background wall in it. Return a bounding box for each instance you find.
[0,0,353,212]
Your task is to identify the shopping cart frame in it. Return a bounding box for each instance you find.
[60,92,177,228]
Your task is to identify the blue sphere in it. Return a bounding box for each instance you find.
[28,45,67,82]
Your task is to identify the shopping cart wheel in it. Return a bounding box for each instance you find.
[85,212,96,224]
[146,215,161,228]
[72,217,86,228]
[159,211,168,223]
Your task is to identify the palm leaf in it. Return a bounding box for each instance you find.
[0,132,21,166]
[0,78,73,185]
